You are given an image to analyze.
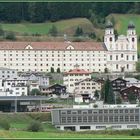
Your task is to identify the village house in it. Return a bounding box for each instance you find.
[0,67,18,79]
[74,78,102,100]
[63,68,92,93]
[120,86,140,102]
[40,83,66,96]
[0,77,28,96]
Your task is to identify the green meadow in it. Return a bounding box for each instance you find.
[0,113,139,139]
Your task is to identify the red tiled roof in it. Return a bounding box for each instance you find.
[64,69,92,74]
[0,41,106,51]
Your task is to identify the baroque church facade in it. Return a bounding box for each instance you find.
[105,22,137,72]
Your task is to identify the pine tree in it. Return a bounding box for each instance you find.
[116,96,122,104]
[103,79,115,104]
[0,25,4,36]
[106,82,115,104]
[128,92,137,103]
[94,90,99,100]
[74,26,83,36]
[49,25,58,37]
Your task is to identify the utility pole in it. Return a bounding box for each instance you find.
[15,94,17,113]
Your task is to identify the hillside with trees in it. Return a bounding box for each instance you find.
[0,2,136,23]
[0,2,140,47]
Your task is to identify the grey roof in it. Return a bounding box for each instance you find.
[4,77,27,81]
[0,67,16,71]
[19,72,50,78]
[124,78,140,84]
[0,96,50,101]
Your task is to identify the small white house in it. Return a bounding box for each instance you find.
[29,80,40,92]
[0,77,28,96]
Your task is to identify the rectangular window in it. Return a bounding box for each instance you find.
[133,55,135,60]
[135,116,139,121]
[72,117,77,123]
[78,116,82,123]
[61,117,66,123]
[119,109,123,113]
[104,116,108,122]
[104,110,108,114]
[67,110,71,114]
[61,111,66,115]
[112,125,121,129]
[127,55,129,60]
[116,55,118,60]
[125,116,129,122]
[130,116,134,122]
[127,125,137,128]
[110,55,112,60]
[120,116,124,122]
[83,116,88,122]
[88,116,92,122]
[109,116,113,122]
[96,126,106,129]
[67,117,71,123]
[99,116,103,122]
[114,116,119,122]
[93,116,98,122]
[80,126,90,130]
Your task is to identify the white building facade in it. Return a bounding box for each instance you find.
[19,72,50,86]
[105,22,137,72]
[63,69,91,93]
[0,67,18,79]
[75,78,102,98]
[0,77,28,96]
[0,22,137,73]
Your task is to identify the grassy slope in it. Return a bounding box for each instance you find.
[107,14,140,53]
[1,18,94,35]
[107,14,140,36]
[0,113,140,138]
[0,131,140,139]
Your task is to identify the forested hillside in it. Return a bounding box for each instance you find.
[0,2,138,23]
[0,2,140,45]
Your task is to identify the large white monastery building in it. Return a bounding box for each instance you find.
[0,22,137,73]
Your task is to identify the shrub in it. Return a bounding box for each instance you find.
[48,25,58,37]
[93,104,98,108]
[0,119,10,130]
[30,88,41,96]
[130,129,140,136]
[27,120,43,132]
[5,32,16,40]
[74,26,83,37]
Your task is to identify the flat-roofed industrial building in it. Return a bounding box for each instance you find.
[51,105,140,131]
